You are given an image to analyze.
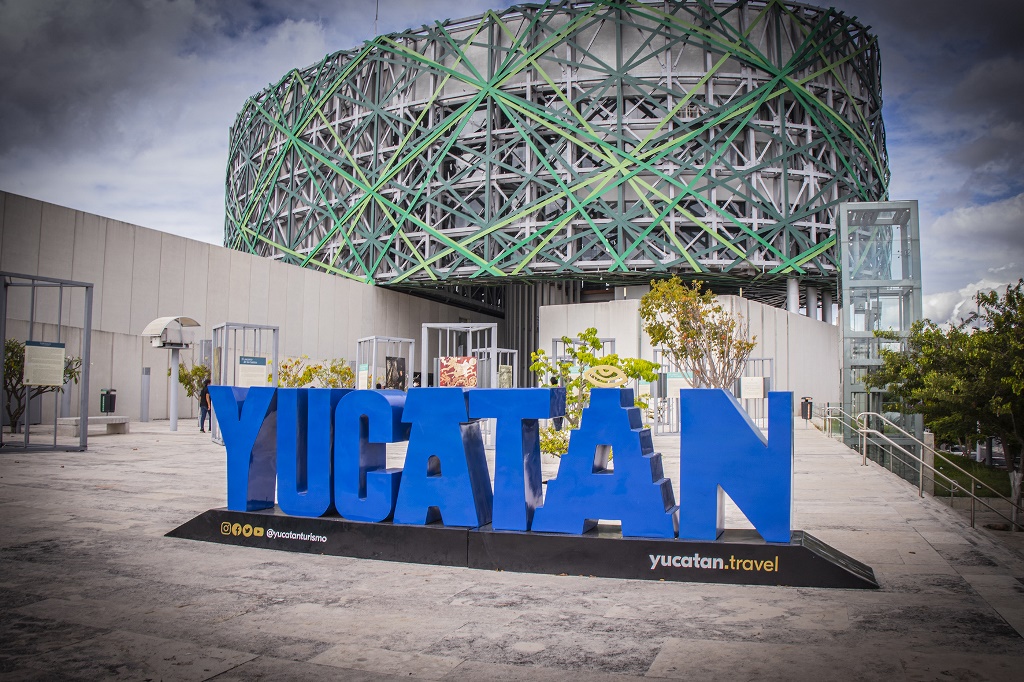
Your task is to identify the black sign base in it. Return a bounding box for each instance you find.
[167,508,878,589]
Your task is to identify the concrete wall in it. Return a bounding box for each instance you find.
[538,295,841,411]
[1,192,500,421]
[721,296,842,407]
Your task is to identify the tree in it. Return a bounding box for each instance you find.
[310,358,356,388]
[3,339,82,434]
[866,280,1024,526]
[638,277,756,389]
[277,356,355,388]
[175,360,210,400]
[865,322,978,446]
[530,327,659,456]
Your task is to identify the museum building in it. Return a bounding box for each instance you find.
[223,0,918,411]
[0,0,920,438]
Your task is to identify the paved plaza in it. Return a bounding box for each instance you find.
[1,420,1023,681]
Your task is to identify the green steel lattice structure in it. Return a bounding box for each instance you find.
[225,0,887,301]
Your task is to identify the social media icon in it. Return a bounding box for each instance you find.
[231,523,242,536]
[220,522,231,535]
[253,527,264,537]
[242,524,253,537]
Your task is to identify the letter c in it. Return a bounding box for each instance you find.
[334,390,408,522]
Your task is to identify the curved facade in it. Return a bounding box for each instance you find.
[225,0,886,301]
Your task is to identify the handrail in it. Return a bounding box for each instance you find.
[824,407,1022,531]
[857,411,1011,502]
[823,405,862,439]
[859,427,1020,530]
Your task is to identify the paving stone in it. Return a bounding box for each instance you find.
[310,642,464,679]
[19,630,255,681]
[646,637,906,680]
[1,420,1023,681]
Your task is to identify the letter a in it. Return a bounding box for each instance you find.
[532,388,678,538]
[677,390,793,543]
[393,388,493,527]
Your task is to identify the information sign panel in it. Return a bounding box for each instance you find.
[237,356,268,387]
[740,376,766,400]
[23,341,66,386]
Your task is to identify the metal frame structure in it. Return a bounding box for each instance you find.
[0,271,92,452]
[356,335,416,389]
[838,199,922,464]
[472,347,518,387]
[225,0,886,304]
[210,322,280,443]
[420,322,499,387]
[737,356,773,427]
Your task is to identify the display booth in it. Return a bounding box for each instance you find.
[472,347,518,388]
[355,336,415,389]
[210,322,279,443]
[420,323,499,388]
[0,271,93,451]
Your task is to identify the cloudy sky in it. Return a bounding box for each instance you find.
[1,0,1021,323]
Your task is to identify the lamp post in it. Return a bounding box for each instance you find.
[141,316,201,432]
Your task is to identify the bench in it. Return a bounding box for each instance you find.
[56,416,130,437]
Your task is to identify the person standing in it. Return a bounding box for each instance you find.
[199,378,212,433]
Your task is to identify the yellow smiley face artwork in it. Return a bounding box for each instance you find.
[583,365,629,388]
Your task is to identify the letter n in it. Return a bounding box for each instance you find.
[211,386,277,512]
[677,390,793,542]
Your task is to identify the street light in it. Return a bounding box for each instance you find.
[141,316,200,432]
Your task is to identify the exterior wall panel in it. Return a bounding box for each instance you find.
[72,212,106,330]
[101,220,135,335]
[538,296,841,408]
[157,233,188,321]
[1,191,501,422]
[128,226,161,334]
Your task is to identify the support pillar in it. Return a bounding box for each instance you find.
[786,278,800,314]
[140,367,151,422]
[805,286,819,320]
[822,290,833,324]
[170,348,179,432]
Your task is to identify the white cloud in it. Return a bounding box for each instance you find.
[924,279,1015,325]
[0,0,514,244]
[921,193,1024,296]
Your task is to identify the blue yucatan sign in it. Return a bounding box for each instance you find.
[211,385,794,543]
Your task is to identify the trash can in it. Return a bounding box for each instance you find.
[100,389,117,414]
[800,397,812,420]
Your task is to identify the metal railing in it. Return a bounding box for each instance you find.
[822,404,860,440]
[823,406,1022,531]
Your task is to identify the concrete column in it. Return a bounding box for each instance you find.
[169,348,179,432]
[786,277,800,314]
[140,367,151,422]
[822,290,833,324]
[805,286,818,320]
